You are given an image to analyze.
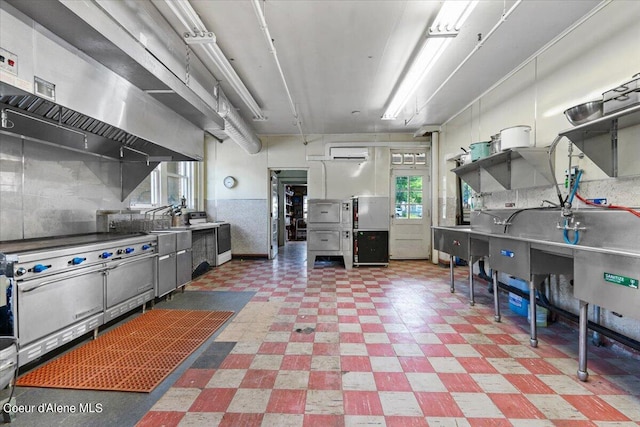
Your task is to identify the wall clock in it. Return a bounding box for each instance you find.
[223,176,236,188]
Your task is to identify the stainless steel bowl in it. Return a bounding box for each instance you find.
[564,100,603,126]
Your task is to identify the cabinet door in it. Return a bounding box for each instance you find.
[177,250,192,287]
[157,254,177,297]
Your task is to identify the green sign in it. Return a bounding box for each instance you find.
[604,273,639,289]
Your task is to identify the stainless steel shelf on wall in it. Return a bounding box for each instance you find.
[559,103,640,177]
[451,147,555,193]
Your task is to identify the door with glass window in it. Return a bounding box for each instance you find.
[390,169,430,259]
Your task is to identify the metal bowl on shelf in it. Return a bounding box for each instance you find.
[564,100,603,126]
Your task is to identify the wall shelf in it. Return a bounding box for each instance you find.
[558,103,640,177]
[451,147,554,193]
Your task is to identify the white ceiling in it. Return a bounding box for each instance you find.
[155,0,602,136]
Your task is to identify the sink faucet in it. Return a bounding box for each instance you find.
[557,216,586,232]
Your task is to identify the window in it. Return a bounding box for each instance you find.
[394,175,423,219]
[391,150,427,165]
[167,162,192,206]
[129,161,196,208]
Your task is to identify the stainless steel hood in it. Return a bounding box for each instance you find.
[0,1,211,200]
[3,0,262,155]
[4,0,224,135]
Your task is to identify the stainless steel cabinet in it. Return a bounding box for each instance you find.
[177,250,192,287]
[157,253,177,297]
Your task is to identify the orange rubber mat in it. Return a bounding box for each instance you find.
[16,309,234,393]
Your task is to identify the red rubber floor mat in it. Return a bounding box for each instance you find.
[16,309,234,393]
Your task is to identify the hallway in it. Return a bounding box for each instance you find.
[137,241,640,426]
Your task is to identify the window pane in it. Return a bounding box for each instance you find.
[395,176,408,191]
[130,174,152,206]
[403,153,414,164]
[415,153,426,164]
[409,191,423,204]
[166,162,179,175]
[395,203,408,219]
[409,176,422,191]
[395,190,408,204]
[391,153,403,164]
[409,204,423,219]
[167,176,181,205]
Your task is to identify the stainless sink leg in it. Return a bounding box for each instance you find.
[469,256,475,306]
[493,271,501,322]
[578,300,589,381]
[450,257,455,293]
[529,279,538,348]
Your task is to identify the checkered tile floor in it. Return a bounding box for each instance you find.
[138,242,640,426]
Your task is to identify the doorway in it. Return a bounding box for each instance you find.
[268,169,308,259]
[389,150,431,259]
[285,184,308,243]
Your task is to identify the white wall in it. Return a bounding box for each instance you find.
[440,1,640,207]
[437,1,640,343]
[207,133,428,255]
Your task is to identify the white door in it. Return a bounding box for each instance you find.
[270,172,279,259]
[389,169,431,259]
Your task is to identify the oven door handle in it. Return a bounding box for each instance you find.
[20,266,106,293]
[107,253,157,270]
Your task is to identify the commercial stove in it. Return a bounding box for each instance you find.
[0,232,157,366]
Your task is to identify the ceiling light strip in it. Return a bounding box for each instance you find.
[251,0,307,145]
[405,0,522,126]
[164,0,266,121]
[382,0,478,121]
[439,0,611,128]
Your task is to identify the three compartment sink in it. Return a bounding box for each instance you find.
[433,208,640,382]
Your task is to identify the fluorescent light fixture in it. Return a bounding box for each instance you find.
[382,0,478,120]
[164,0,266,121]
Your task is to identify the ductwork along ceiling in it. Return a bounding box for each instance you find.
[2,0,606,162]
[1,0,263,162]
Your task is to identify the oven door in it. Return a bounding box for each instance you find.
[308,230,342,251]
[308,200,342,223]
[105,253,156,309]
[16,265,105,346]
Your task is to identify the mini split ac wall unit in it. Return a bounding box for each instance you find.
[328,147,369,160]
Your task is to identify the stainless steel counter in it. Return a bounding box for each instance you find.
[0,232,146,254]
[433,207,640,381]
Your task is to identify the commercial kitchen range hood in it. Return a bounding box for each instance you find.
[0,0,257,200]
[2,0,262,155]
